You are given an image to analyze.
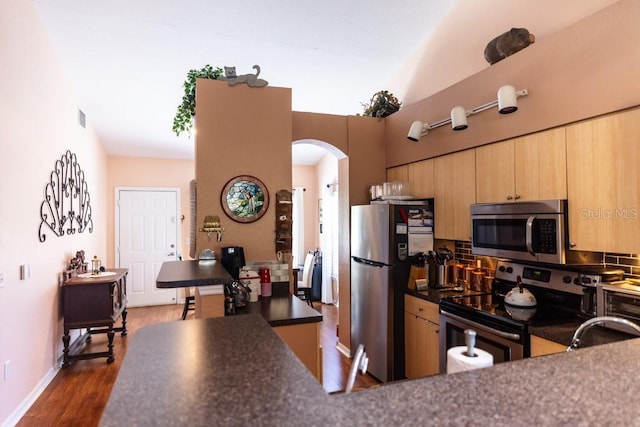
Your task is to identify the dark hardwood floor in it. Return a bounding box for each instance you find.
[17,301,379,426]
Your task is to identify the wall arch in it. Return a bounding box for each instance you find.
[292,138,347,160]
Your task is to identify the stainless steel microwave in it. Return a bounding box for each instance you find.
[471,200,571,264]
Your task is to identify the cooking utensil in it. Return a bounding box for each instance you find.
[435,247,453,265]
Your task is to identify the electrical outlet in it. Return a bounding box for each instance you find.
[4,360,10,381]
[0,273,4,288]
[20,264,30,280]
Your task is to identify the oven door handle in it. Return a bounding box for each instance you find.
[526,215,536,256]
[440,309,522,341]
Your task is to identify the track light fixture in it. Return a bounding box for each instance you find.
[406,85,528,141]
[407,121,429,141]
[450,106,468,131]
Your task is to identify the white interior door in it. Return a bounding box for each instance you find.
[117,189,178,307]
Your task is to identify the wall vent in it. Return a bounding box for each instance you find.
[78,109,86,128]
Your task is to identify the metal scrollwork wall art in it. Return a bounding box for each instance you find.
[38,150,94,242]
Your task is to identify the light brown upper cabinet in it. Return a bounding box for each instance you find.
[388,160,434,199]
[566,108,640,254]
[476,128,567,203]
[476,140,515,203]
[386,165,409,183]
[408,159,435,199]
[434,150,476,241]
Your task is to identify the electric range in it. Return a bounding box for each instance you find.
[438,260,587,372]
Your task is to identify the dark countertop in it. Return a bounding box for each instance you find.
[237,293,322,327]
[102,312,640,426]
[156,260,232,288]
[63,269,128,286]
[100,314,333,427]
[406,287,483,304]
[406,288,637,347]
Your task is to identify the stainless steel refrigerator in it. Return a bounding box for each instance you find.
[350,200,434,382]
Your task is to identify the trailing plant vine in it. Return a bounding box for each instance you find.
[172,64,224,137]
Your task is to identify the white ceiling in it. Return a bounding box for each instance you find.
[33,0,458,164]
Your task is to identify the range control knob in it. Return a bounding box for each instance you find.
[574,277,582,285]
[498,266,506,272]
[506,267,513,274]
[563,276,573,284]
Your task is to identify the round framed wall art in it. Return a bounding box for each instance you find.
[221,175,269,223]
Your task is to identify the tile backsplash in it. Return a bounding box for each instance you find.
[454,241,640,279]
[604,253,640,278]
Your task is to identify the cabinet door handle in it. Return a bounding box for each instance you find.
[418,307,424,312]
[514,194,521,200]
[168,252,175,256]
[506,195,513,200]
[569,242,577,248]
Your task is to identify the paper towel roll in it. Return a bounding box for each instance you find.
[446,346,493,374]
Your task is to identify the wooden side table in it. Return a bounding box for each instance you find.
[61,269,128,367]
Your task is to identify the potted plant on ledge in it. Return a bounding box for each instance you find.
[172,64,224,137]
[361,90,401,118]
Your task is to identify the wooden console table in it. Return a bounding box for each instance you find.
[61,269,128,367]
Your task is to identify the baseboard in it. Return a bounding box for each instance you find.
[336,342,351,359]
[1,360,61,427]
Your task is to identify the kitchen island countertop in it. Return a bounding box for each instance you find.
[101,311,640,426]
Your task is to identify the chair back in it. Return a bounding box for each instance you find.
[299,252,315,289]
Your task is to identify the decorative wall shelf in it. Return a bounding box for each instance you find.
[275,190,292,253]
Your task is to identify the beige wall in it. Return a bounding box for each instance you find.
[385,0,640,167]
[5,3,631,422]
[292,165,319,258]
[105,156,195,265]
[195,80,293,262]
[292,112,348,155]
[389,0,618,107]
[0,2,108,423]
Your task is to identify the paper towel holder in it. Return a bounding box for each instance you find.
[463,329,477,357]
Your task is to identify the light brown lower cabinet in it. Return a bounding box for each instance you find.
[530,335,566,357]
[404,295,440,379]
[274,322,322,383]
[195,287,225,319]
[194,288,322,383]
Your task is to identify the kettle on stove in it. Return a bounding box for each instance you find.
[504,275,537,307]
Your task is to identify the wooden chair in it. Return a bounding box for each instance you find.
[181,287,195,320]
[296,252,315,306]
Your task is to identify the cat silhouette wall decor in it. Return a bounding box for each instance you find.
[220,65,268,87]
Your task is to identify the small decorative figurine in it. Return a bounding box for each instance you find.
[484,28,535,65]
[91,255,102,275]
[220,65,268,88]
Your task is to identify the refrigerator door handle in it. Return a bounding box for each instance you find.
[352,256,386,268]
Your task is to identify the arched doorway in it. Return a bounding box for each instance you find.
[292,139,346,305]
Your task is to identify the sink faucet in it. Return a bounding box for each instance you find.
[345,344,369,393]
[567,316,640,352]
